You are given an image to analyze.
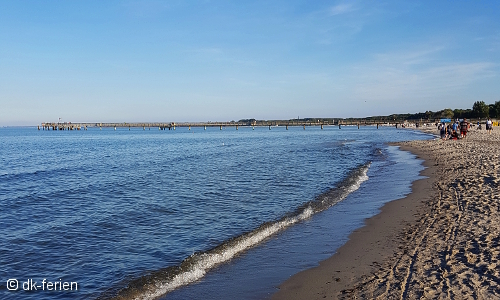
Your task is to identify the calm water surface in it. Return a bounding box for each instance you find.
[0,126,430,299]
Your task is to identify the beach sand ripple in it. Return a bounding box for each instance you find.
[347,130,500,299]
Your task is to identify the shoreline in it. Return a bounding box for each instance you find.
[272,143,437,299]
[273,128,500,299]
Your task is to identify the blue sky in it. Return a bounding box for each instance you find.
[1,1,499,125]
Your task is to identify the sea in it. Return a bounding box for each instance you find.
[0,125,431,300]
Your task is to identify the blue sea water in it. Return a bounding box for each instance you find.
[0,126,430,299]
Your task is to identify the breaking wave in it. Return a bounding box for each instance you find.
[101,163,371,300]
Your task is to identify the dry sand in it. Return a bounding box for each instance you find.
[273,127,500,299]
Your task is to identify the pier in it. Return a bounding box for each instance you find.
[39,119,415,131]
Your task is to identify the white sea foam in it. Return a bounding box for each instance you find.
[133,164,370,300]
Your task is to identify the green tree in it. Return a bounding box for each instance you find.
[453,109,463,119]
[472,101,489,118]
[489,104,496,119]
[425,111,433,120]
[491,100,500,119]
[441,108,454,119]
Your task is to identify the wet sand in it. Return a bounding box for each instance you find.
[273,127,500,299]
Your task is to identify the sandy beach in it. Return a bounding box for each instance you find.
[273,127,500,299]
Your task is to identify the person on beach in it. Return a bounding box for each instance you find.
[460,118,469,138]
[448,121,459,140]
[440,122,447,140]
[486,118,493,134]
[449,129,459,140]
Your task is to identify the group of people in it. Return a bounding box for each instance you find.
[439,118,467,140]
[439,118,494,140]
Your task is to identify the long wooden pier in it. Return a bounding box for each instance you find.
[39,119,418,131]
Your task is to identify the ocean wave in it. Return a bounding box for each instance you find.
[102,163,371,300]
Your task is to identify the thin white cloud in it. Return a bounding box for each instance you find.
[373,46,446,65]
[311,2,389,45]
[351,61,496,102]
[329,3,357,16]
[190,47,223,55]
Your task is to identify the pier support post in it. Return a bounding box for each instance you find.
[358,123,360,129]
[269,125,271,130]
[236,125,238,130]
[339,124,341,129]
[321,124,323,130]
[220,125,222,130]
[189,125,191,130]
[303,124,306,130]
[286,125,288,130]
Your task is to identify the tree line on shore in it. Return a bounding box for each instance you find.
[238,101,500,125]
[366,100,500,122]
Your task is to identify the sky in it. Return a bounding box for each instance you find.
[1,0,499,125]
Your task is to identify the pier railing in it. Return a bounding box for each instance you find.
[39,119,435,131]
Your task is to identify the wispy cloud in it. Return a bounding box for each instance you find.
[351,57,496,103]
[311,2,389,44]
[329,3,357,16]
[373,46,446,66]
[190,47,223,55]
[265,43,492,115]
